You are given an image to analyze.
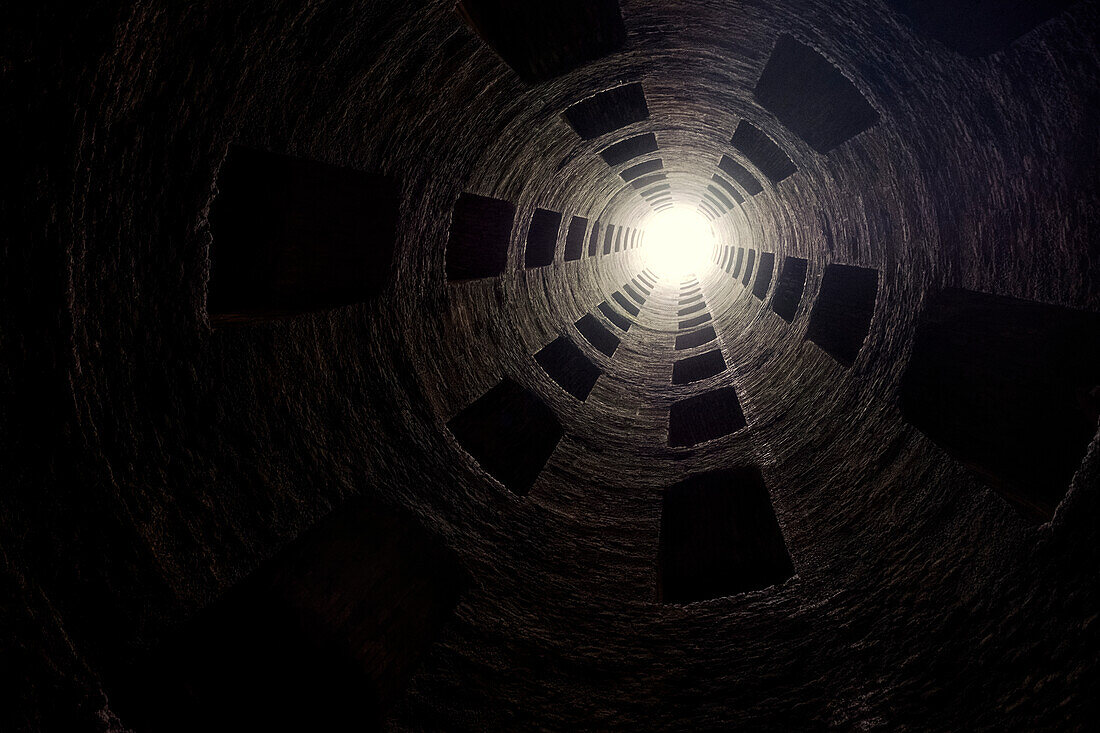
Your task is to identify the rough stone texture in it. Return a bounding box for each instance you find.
[5,0,1100,731]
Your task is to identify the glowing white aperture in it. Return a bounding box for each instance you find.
[642,207,714,279]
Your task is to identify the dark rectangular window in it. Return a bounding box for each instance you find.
[525,208,562,268]
[885,0,1073,57]
[620,159,663,182]
[588,221,601,256]
[680,293,703,306]
[730,120,796,183]
[456,0,627,82]
[699,200,722,219]
[109,496,467,732]
[207,145,399,323]
[598,300,632,331]
[668,387,747,447]
[732,247,745,277]
[632,173,669,190]
[614,227,623,252]
[707,185,735,209]
[563,82,650,139]
[448,378,562,495]
[675,325,717,350]
[754,35,879,153]
[711,174,746,204]
[752,252,775,300]
[563,216,588,261]
[599,132,659,166]
[632,277,650,295]
[535,335,602,401]
[603,225,615,255]
[771,256,807,322]
[446,192,515,280]
[624,283,646,305]
[899,288,1100,522]
[718,156,763,196]
[612,290,640,316]
[575,312,620,357]
[672,349,727,385]
[642,183,672,197]
[679,312,712,330]
[704,194,728,214]
[658,468,794,602]
[805,264,879,367]
[678,301,707,317]
[741,249,756,286]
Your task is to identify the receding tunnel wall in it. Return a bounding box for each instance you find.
[7,0,1100,731]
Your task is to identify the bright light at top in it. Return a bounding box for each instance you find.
[642,207,714,279]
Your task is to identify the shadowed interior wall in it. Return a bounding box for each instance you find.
[5,0,1100,731]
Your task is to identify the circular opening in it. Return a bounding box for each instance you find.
[641,207,714,279]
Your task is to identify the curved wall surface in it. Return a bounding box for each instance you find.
[6,1,1100,730]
